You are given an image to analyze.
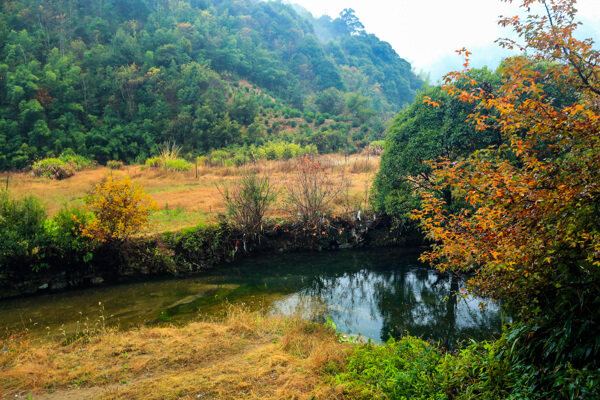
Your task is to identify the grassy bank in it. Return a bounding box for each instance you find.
[0,307,349,400]
[2,307,599,399]
[2,154,378,234]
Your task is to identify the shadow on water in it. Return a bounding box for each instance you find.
[0,248,504,344]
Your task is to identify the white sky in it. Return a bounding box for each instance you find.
[289,0,600,80]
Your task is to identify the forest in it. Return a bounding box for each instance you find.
[0,0,421,169]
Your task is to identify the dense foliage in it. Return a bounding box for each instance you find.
[334,329,600,400]
[401,0,600,396]
[0,0,422,169]
[373,68,502,222]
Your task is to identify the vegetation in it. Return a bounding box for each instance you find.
[372,69,502,223]
[221,171,275,237]
[0,0,421,170]
[0,190,49,271]
[82,176,158,242]
[0,307,349,400]
[286,156,347,228]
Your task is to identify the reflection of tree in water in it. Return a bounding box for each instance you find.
[269,252,503,345]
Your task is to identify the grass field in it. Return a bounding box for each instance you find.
[2,154,379,233]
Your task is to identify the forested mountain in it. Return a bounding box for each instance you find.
[0,0,422,169]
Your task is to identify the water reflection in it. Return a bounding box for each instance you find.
[0,248,503,343]
[267,252,502,343]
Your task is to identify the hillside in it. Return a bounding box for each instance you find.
[0,0,422,169]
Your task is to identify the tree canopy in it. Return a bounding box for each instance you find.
[0,0,422,169]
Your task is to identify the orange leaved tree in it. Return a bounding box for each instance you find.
[413,0,600,367]
[83,176,157,242]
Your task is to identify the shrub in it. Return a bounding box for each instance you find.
[58,151,96,171]
[145,156,191,172]
[163,158,192,172]
[145,157,162,168]
[220,171,275,236]
[286,156,344,228]
[48,206,95,264]
[32,158,75,180]
[82,176,158,242]
[107,160,124,170]
[0,190,49,271]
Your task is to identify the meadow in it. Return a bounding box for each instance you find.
[1,154,379,234]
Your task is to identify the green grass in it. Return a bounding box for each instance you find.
[147,209,210,233]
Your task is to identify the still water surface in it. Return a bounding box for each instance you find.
[0,248,504,343]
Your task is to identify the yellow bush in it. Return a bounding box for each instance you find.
[82,176,157,242]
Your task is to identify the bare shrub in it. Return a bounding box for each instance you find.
[286,156,347,228]
[220,170,275,236]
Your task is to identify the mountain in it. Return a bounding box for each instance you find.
[0,0,422,168]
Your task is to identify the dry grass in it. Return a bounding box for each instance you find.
[0,307,350,400]
[2,155,379,233]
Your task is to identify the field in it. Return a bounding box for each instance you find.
[1,154,379,233]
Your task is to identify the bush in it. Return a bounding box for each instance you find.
[0,190,49,271]
[58,151,96,171]
[48,206,95,265]
[145,157,162,168]
[221,171,275,236]
[286,156,344,228]
[145,157,191,172]
[83,176,158,242]
[163,158,192,172]
[107,160,124,170]
[32,158,75,180]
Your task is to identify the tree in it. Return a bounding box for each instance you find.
[373,69,501,220]
[83,176,157,242]
[339,9,365,36]
[413,0,600,369]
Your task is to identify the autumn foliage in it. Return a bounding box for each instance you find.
[412,0,600,367]
[83,176,157,242]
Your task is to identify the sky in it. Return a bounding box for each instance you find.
[289,0,600,81]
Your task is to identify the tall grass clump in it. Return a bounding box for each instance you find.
[145,141,192,172]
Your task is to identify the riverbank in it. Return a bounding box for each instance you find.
[0,214,419,300]
[5,306,584,400]
[0,307,350,400]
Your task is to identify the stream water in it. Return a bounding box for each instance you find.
[0,248,504,344]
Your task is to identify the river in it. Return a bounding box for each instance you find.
[0,248,504,344]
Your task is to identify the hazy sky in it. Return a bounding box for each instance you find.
[289,0,600,80]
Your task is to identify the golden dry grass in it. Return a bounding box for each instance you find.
[0,307,350,400]
[2,154,379,233]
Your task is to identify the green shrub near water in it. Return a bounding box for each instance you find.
[333,326,600,400]
[47,206,96,266]
[0,190,50,271]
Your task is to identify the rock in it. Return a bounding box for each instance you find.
[51,281,67,290]
[90,276,104,285]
